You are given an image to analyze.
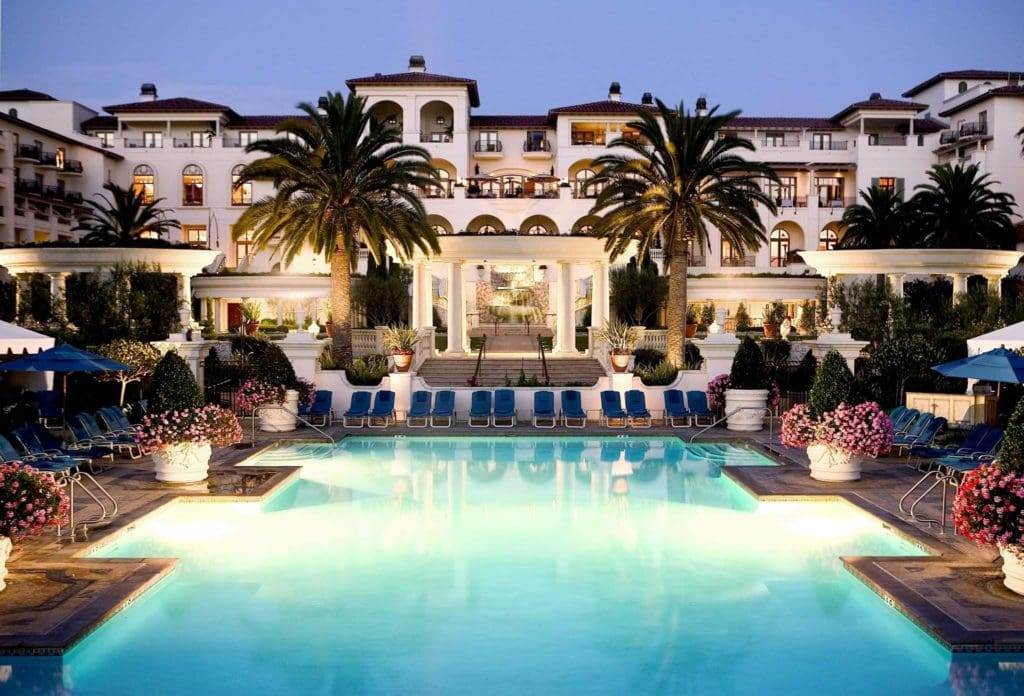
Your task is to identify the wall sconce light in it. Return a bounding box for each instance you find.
[436,116,446,125]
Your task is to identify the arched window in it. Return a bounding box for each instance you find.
[132,164,155,204]
[818,229,838,251]
[431,224,450,236]
[770,228,790,267]
[527,224,549,236]
[182,164,204,206]
[576,225,594,235]
[231,164,251,206]
[958,81,968,94]
[478,225,497,235]
[429,169,452,198]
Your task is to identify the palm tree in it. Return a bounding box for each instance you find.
[837,186,907,249]
[586,99,778,366]
[1017,125,1023,156]
[909,163,1017,250]
[74,182,180,245]
[234,92,441,364]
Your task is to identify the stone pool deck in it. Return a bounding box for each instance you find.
[2,421,1024,656]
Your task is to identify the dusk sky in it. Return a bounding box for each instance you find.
[2,0,1023,118]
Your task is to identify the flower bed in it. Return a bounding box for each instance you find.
[0,462,70,546]
[136,404,242,450]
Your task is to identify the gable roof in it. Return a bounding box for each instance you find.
[939,85,1024,117]
[103,97,239,119]
[903,70,1024,97]
[548,100,657,115]
[346,72,480,107]
[832,97,926,121]
[469,115,552,128]
[0,88,57,101]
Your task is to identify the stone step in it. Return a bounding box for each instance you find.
[417,358,607,387]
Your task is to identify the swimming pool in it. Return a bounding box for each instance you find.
[6,437,1023,693]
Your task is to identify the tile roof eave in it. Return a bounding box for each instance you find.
[938,86,1024,117]
[0,112,123,160]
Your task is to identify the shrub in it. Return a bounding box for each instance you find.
[609,258,667,328]
[684,343,703,370]
[638,360,679,386]
[0,462,70,546]
[729,337,768,390]
[633,348,666,371]
[798,300,816,334]
[345,355,389,386]
[95,340,162,406]
[251,343,297,388]
[808,350,856,417]
[136,404,242,450]
[997,398,1024,474]
[734,303,752,332]
[149,351,203,413]
[699,303,716,330]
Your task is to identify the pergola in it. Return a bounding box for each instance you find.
[798,248,1023,301]
[192,274,331,330]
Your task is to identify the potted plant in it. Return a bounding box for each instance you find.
[382,325,420,373]
[593,320,642,372]
[142,351,242,483]
[725,337,770,431]
[953,399,1024,595]
[762,301,786,339]
[240,300,262,335]
[780,350,893,481]
[685,306,699,338]
[236,343,315,432]
[0,462,70,592]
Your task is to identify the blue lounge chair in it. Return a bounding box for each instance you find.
[367,390,395,428]
[900,412,934,441]
[407,391,432,428]
[600,391,627,428]
[299,390,334,427]
[910,423,989,462]
[36,389,63,427]
[532,391,557,428]
[894,416,945,455]
[469,390,493,427]
[625,390,652,428]
[685,391,716,426]
[342,391,372,428]
[892,408,920,434]
[561,390,587,428]
[934,427,1003,468]
[97,406,136,436]
[72,413,142,459]
[431,390,456,427]
[664,389,690,428]
[13,424,112,467]
[887,405,908,429]
[493,389,516,427]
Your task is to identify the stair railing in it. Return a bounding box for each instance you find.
[537,334,550,385]
[468,334,487,386]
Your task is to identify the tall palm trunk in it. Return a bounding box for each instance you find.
[666,247,689,367]
[331,246,354,365]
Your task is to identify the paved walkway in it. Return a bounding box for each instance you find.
[2,422,1024,655]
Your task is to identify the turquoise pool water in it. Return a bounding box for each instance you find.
[6,437,1023,694]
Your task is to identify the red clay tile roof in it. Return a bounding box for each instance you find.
[0,88,57,101]
[345,72,480,107]
[903,70,1024,97]
[548,100,657,115]
[832,97,926,121]
[724,117,842,130]
[939,85,1024,116]
[469,115,552,128]
[80,115,117,130]
[909,117,947,134]
[103,97,239,118]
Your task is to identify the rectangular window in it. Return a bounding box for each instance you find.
[877,177,896,193]
[231,174,252,206]
[525,130,548,152]
[55,147,66,168]
[479,131,500,151]
[764,132,785,147]
[183,225,208,248]
[571,123,606,146]
[97,132,114,147]
[816,177,844,206]
[811,133,832,150]
[239,131,258,146]
[190,131,207,147]
[721,239,745,265]
[143,131,163,148]
[765,176,797,205]
[235,228,254,265]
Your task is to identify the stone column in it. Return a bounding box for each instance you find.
[446,261,466,355]
[411,261,424,329]
[986,275,1003,298]
[420,262,434,330]
[950,273,968,298]
[49,272,69,319]
[177,273,194,324]
[591,261,609,328]
[554,261,576,354]
[889,273,905,298]
[213,299,223,333]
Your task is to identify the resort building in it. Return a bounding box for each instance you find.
[0,62,1023,348]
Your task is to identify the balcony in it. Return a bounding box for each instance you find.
[940,130,958,145]
[173,138,210,148]
[38,152,58,168]
[523,139,553,160]
[58,159,83,175]
[722,255,756,268]
[15,178,42,195]
[761,136,800,148]
[223,136,249,148]
[421,132,453,143]
[419,182,454,199]
[868,135,906,147]
[809,140,849,151]
[123,138,163,149]
[15,144,41,161]
[819,196,856,210]
[14,179,83,204]
[958,121,988,138]
[473,140,503,159]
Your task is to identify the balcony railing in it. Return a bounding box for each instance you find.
[419,182,454,199]
[722,256,756,267]
[958,121,988,138]
[761,136,800,148]
[819,196,856,209]
[14,179,83,204]
[123,138,163,148]
[868,135,906,146]
[223,136,245,148]
[940,130,958,145]
[421,132,453,143]
[60,159,83,173]
[15,144,41,160]
[809,140,849,150]
[39,152,57,166]
[174,138,210,148]
[523,140,552,153]
[474,140,502,153]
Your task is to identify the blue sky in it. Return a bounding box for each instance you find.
[2,0,1023,118]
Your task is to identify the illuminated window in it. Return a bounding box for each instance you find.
[721,239,745,266]
[877,177,896,194]
[818,229,838,250]
[574,168,600,198]
[477,225,497,234]
[431,224,450,236]
[183,225,208,248]
[235,228,254,264]
[182,164,204,206]
[55,148,65,169]
[527,224,550,236]
[231,164,252,205]
[770,228,790,267]
[132,164,155,203]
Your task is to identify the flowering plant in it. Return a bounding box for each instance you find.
[295,378,316,409]
[953,463,1024,555]
[236,379,286,411]
[706,373,780,411]
[0,462,70,546]
[780,401,893,457]
[136,404,242,450]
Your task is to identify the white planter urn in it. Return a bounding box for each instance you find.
[724,389,768,431]
[0,536,11,593]
[1001,546,1024,596]
[152,442,213,483]
[259,389,299,432]
[807,443,862,482]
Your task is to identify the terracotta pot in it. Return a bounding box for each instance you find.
[685,323,698,338]
[806,443,862,482]
[762,322,780,339]
[244,321,261,335]
[151,442,213,483]
[724,389,768,431]
[258,389,299,432]
[1001,546,1024,596]
[610,352,631,373]
[392,351,413,372]
[325,321,333,337]
[0,536,10,593]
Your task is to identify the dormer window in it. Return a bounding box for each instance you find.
[958,81,968,94]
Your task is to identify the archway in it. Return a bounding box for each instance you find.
[818,221,843,250]
[427,215,454,236]
[520,215,558,236]
[572,215,601,235]
[369,100,403,131]
[568,159,600,199]
[420,100,454,142]
[466,214,505,235]
[769,221,805,267]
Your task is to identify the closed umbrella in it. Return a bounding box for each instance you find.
[932,346,1024,397]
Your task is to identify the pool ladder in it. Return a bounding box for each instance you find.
[689,406,774,445]
[251,404,336,446]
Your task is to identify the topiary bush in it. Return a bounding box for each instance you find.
[638,360,679,386]
[997,398,1024,474]
[729,337,768,390]
[735,303,752,332]
[808,350,856,417]
[251,343,297,388]
[149,351,203,413]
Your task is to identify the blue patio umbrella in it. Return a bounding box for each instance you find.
[0,344,132,420]
[932,346,1024,396]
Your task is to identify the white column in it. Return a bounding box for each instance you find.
[555,261,576,354]
[889,273,905,298]
[591,261,609,328]
[421,262,434,330]
[987,275,1003,298]
[213,299,223,332]
[177,274,193,323]
[446,261,466,355]
[411,261,424,329]
[950,273,968,299]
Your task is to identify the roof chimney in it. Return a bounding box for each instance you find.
[317,96,329,113]
[696,96,708,116]
[408,55,426,73]
[140,83,158,102]
[608,82,621,102]
[869,92,882,100]
[641,92,653,105]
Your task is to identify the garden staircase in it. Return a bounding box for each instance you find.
[416,357,606,387]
